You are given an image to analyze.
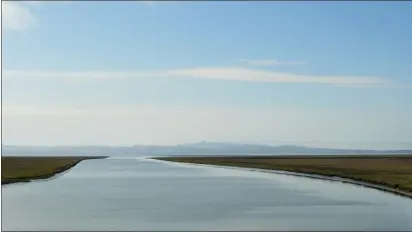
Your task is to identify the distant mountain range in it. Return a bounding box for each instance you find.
[2,142,412,157]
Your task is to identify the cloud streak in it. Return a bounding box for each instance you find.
[3,67,396,88]
[163,67,390,86]
[238,59,306,67]
[137,1,181,5]
[2,1,36,31]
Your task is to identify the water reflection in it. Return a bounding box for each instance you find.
[2,157,412,231]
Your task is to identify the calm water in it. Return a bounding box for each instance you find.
[2,157,412,231]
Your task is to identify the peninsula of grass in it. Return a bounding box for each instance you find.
[155,155,412,197]
[2,156,107,185]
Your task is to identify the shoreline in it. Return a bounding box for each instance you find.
[153,157,412,199]
[2,156,107,186]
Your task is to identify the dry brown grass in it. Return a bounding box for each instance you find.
[156,155,412,193]
[1,156,106,185]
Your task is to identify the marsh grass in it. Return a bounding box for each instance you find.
[1,156,106,185]
[155,155,412,193]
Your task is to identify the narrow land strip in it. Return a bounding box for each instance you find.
[1,156,107,185]
[154,155,412,198]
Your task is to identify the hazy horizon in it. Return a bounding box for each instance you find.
[2,1,412,146]
[3,141,412,151]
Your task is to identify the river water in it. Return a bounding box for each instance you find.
[2,157,412,231]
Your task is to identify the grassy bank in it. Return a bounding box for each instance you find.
[1,156,106,185]
[155,155,412,194]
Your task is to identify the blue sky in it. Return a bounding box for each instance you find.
[2,1,412,148]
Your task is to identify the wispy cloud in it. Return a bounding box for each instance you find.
[238,59,306,67]
[2,70,158,80]
[23,1,40,5]
[2,1,36,31]
[24,1,71,5]
[138,1,157,5]
[137,1,181,5]
[3,67,395,88]
[163,67,391,86]
[2,105,90,116]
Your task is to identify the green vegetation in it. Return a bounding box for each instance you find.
[1,156,106,185]
[155,155,412,195]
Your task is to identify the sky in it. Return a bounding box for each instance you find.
[2,1,412,149]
